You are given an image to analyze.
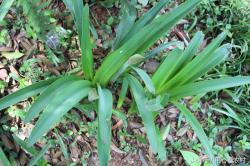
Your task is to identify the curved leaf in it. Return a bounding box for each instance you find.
[173,102,216,166]
[132,67,155,94]
[24,76,82,123]
[169,76,250,101]
[97,85,113,166]
[127,75,166,161]
[0,77,58,111]
[159,32,227,92]
[27,80,91,146]
[81,5,94,79]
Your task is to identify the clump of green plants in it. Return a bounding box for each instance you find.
[0,0,250,165]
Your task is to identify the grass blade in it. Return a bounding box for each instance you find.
[0,77,58,111]
[27,80,91,146]
[97,85,113,166]
[169,76,250,101]
[117,78,129,108]
[173,102,216,166]
[24,76,82,123]
[81,5,94,79]
[55,130,69,161]
[127,75,166,161]
[28,143,51,166]
[0,0,14,22]
[0,147,11,166]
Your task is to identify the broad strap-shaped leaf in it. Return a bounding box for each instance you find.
[169,76,250,101]
[63,0,84,39]
[135,0,201,53]
[0,77,58,111]
[97,85,113,166]
[28,143,51,166]
[160,31,204,86]
[159,32,227,92]
[81,5,94,79]
[63,0,94,79]
[94,0,201,86]
[27,80,91,146]
[24,76,82,123]
[0,0,14,22]
[127,75,166,161]
[152,48,182,89]
[0,147,11,166]
[184,44,230,83]
[112,0,137,50]
[120,0,170,46]
[173,102,217,166]
[132,67,155,94]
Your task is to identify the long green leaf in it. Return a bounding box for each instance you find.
[169,76,250,101]
[0,147,11,166]
[160,31,204,86]
[0,78,58,111]
[135,0,201,53]
[63,0,84,39]
[120,0,170,45]
[28,143,51,166]
[97,85,113,166]
[13,135,47,165]
[24,76,82,123]
[13,135,37,155]
[117,78,129,108]
[55,130,69,161]
[159,32,227,92]
[152,48,182,89]
[94,0,201,86]
[173,102,216,166]
[0,0,14,22]
[81,5,94,79]
[27,80,91,146]
[112,0,136,50]
[127,75,166,161]
[132,67,155,94]
[184,44,230,83]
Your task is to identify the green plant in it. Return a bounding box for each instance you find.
[0,0,250,165]
[17,0,56,40]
